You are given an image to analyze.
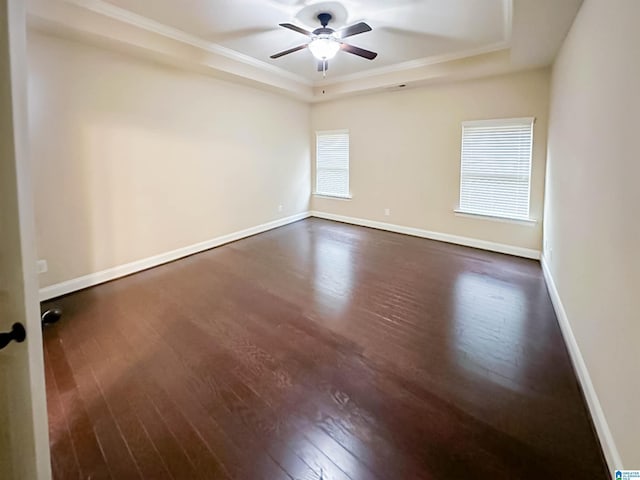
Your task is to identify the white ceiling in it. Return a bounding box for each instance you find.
[27,0,583,101]
[99,0,510,82]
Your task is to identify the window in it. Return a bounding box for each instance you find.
[315,130,350,198]
[458,117,534,221]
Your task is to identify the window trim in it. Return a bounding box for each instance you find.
[315,129,350,199]
[456,117,535,222]
[312,192,353,200]
[453,210,537,226]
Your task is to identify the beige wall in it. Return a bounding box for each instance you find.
[311,69,550,252]
[28,32,311,288]
[544,0,639,468]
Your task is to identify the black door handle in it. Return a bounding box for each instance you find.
[0,323,26,350]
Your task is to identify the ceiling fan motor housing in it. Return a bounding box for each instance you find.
[313,27,335,35]
[317,12,332,28]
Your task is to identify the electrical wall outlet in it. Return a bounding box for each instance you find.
[384,208,391,216]
[37,259,48,274]
[278,204,283,212]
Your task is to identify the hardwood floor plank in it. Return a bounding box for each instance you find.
[88,289,294,480]
[43,344,82,480]
[46,330,115,480]
[42,218,608,480]
[52,328,143,480]
[129,281,383,479]
[60,304,177,480]
[140,381,231,479]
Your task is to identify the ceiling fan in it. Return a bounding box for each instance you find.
[270,13,377,74]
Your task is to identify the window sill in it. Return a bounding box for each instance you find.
[454,210,537,226]
[313,193,353,200]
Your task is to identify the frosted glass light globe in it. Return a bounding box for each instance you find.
[308,36,340,60]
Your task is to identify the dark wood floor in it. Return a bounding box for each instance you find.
[42,218,608,480]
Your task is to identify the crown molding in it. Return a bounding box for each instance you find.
[309,49,532,103]
[27,0,315,101]
[28,0,521,102]
[503,0,514,43]
[63,0,312,86]
[313,41,511,87]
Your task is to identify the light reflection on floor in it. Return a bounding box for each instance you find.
[313,237,355,318]
[453,271,527,382]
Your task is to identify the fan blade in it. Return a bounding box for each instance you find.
[336,22,372,39]
[317,60,328,72]
[270,44,308,59]
[279,23,313,37]
[341,43,378,60]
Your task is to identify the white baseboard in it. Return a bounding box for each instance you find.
[310,211,540,260]
[39,212,310,301]
[40,210,538,301]
[540,254,621,473]
[39,208,616,471]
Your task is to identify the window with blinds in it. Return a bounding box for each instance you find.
[458,118,534,221]
[315,130,350,198]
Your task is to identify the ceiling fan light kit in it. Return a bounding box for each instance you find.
[270,12,377,75]
[308,37,340,60]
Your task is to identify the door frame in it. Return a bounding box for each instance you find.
[2,0,51,477]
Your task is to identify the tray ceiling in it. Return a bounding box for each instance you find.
[27,0,583,101]
[100,0,510,82]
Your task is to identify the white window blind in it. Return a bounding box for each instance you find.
[316,130,350,198]
[458,117,534,221]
